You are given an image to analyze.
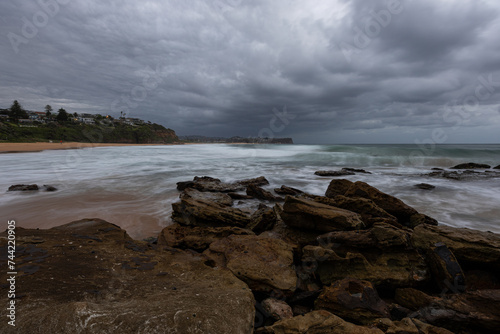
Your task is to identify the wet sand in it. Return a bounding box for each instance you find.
[0,142,178,153]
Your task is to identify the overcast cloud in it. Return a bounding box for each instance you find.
[1,0,500,143]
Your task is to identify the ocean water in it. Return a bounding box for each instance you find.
[1,144,499,239]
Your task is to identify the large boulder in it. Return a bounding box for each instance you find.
[411,289,500,333]
[411,224,500,272]
[171,188,252,228]
[301,245,429,289]
[309,195,398,228]
[205,234,297,294]
[157,223,254,251]
[255,310,384,334]
[0,219,256,334]
[343,181,436,227]
[315,278,389,325]
[325,179,355,198]
[248,204,278,233]
[281,196,364,232]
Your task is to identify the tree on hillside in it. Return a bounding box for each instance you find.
[45,105,53,119]
[56,108,69,123]
[9,100,27,121]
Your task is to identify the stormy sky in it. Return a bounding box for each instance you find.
[1,0,500,144]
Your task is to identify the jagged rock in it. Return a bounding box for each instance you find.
[0,219,256,334]
[450,162,491,169]
[246,184,284,201]
[315,278,389,325]
[395,288,438,311]
[171,188,251,228]
[261,298,293,321]
[281,196,364,232]
[43,185,58,191]
[315,170,355,177]
[411,289,500,333]
[274,185,304,196]
[374,318,454,334]
[316,223,411,251]
[411,224,500,272]
[343,181,436,227]
[301,245,429,288]
[256,310,384,334]
[248,204,278,233]
[414,183,435,190]
[426,242,466,294]
[157,223,254,251]
[205,234,297,294]
[238,176,269,187]
[325,179,354,198]
[176,176,244,192]
[342,168,372,174]
[308,194,398,228]
[8,184,39,191]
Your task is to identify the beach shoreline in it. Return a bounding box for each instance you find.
[0,141,186,153]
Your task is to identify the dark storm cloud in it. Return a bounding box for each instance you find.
[1,0,500,143]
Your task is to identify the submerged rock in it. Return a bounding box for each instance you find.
[8,184,39,191]
[450,162,491,169]
[0,219,256,334]
[414,183,435,190]
[315,170,355,177]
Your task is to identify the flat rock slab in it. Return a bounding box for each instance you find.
[0,219,255,334]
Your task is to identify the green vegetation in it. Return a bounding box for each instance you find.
[0,119,178,144]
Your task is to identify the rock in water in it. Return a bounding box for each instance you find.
[314,170,355,177]
[171,188,252,228]
[246,184,284,201]
[450,162,491,169]
[0,219,256,334]
[414,183,435,190]
[281,196,364,232]
[8,184,39,191]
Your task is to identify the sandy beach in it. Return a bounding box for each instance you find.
[0,142,178,153]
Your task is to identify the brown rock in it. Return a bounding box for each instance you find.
[274,185,304,196]
[450,162,491,169]
[411,224,500,272]
[205,234,297,294]
[246,184,284,201]
[316,223,411,251]
[157,223,254,251]
[171,188,252,228]
[426,242,466,294]
[325,179,354,198]
[281,196,364,232]
[176,176,244,192]
[0,219,255,334]
[343,181,425,226]
[412,289,500,333]
[248,204,278,233]
[315,278,389,325]
[301,245,429,288]
[238,176,270,187]
[395,288,437,311]
[261,298,293,321]
[311,195,399,228]
[256,310,384,334]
